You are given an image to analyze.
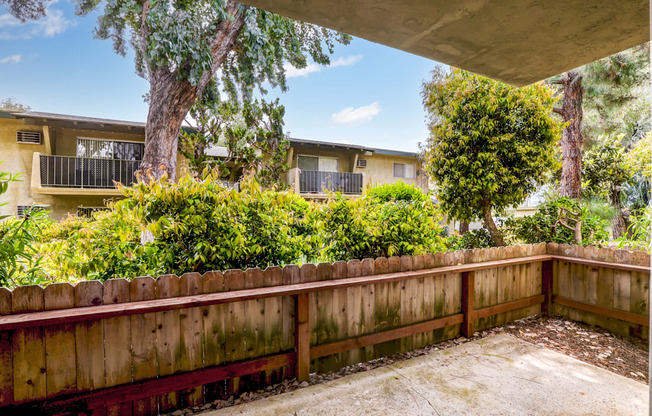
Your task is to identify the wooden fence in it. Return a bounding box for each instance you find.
[0,243,648,415]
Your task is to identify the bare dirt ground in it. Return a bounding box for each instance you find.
[167,316,649,416]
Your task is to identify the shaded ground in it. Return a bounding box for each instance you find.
[201,334,647,416]
[503,316,648,384]
[166,317,649,415]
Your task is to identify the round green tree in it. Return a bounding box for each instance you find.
[422,68,562,246]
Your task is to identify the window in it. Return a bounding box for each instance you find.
[16,131,42,144]
[356,158,367,168]
[393,162,416,179]
[297,155,339,172]
[76,138,144,161]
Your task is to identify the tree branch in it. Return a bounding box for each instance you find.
[552,107,564,116]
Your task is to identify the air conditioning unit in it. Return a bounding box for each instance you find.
[16,205,47,218]
[356,158,367,168]
[16,131,42,144]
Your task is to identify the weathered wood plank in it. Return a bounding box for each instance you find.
[155,275,181,412]
[243,268,265,389]
[331,261,348,369]
[74,281,105,398]
[0,288,13,406]
[12,285,46,403]
[360,258,375,360]
[130,277,158,416]
[281,265,300,380]
[179,273,204,407]
[43,283,76,398]
[411,255,425,349]
[103,279,132,416]
[224,270,246,396]
[263,267,283,383]
[399,255,414,353]
[461,271,475,338]
[202,271,225,401]
[346,260,362,364]
[295,293,310,382]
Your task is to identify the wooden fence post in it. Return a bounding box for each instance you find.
[295,293,310,382]
[461,271,475,338]
[541,260,553,317]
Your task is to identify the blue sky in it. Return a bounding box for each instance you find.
[0,1,443,153]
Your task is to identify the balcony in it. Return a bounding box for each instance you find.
[299,170,363,195]
[32,153,140,196]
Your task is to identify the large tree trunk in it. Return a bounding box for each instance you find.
[482,201,506,247]
[140,71,197,180]
[139,1,247,181]
[556,71,584,199]
[610,187,627,239]
[459,221,469,235]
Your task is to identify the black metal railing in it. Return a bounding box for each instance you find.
[39,154,141,189]
[299,170,363,194]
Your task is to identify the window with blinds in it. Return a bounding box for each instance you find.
[393,162,416,179]
[297,155,339,172]
[76,138,144,161]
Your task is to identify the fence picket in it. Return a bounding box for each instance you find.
[282,265,300,379]
[244,268,266,388]
[314,263,336,373]
[179,273,204,406]
[43,283,76,399]
[360,258,375,360]
[224,270,246,395]
[263,267,283,382]
[155,275,181,412]
[74,280,105,412]
[12,285,46,403]
[130,277,158,416]
[399,255,414,352]
[0,288,12,406]
[346,260,362,364]
[103,279,132,416]
[201,271,225,401]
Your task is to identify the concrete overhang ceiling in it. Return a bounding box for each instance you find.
[240,0,649,86]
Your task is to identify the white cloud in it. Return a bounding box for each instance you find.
[284,63,322,78]
[285,54,362,78]
[0,2,74,40]
[331,102,381,125]
[0,54,21,64]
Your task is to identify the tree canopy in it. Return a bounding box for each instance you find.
[2,0,346,179]
[422,68,562,246]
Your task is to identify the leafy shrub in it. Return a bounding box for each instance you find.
[314,192,445,261]
[364,182,429,203]
[0,168,50,288]
[0,208,50,287]
[127,173,315,274]
[504,196,609,246]
[616,207,651,252]
[446,228,493,250]
[38,202,164,282]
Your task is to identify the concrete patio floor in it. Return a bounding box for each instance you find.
[204,334,647,416]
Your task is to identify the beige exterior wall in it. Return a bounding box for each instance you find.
[355,153,428,191]
[288,142,428,195]
[0,116,146,220]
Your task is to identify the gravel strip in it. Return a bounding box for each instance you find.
[165,316,648,415]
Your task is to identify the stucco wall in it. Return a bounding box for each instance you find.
[0,117,146,219]
[356,153,428,191]
[288,144,428,193]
